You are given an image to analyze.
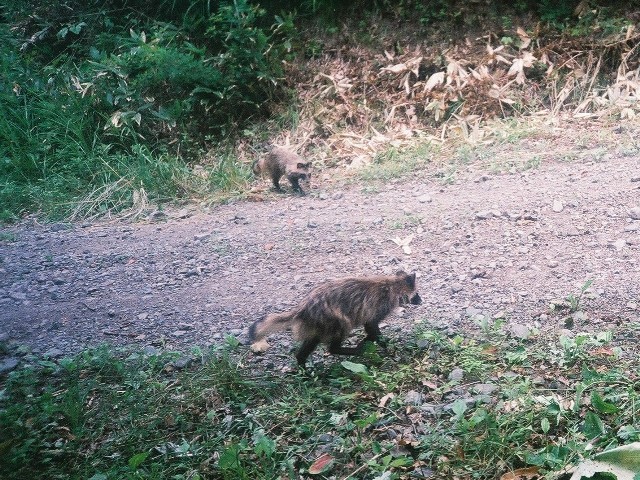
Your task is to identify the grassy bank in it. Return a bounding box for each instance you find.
[1,317,639,479]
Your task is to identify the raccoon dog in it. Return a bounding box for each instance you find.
[249,271,421,366]
[252,146,311,195]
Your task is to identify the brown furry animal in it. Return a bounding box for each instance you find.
[252,146,311,195]
[249,271,421,365]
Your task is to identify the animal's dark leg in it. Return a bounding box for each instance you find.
[328,338,363,356]
[364,322,382,341]
[360,321,388,349]
[296,338,320,366]
[271,175,284,193]
[289,177,305,195]
[410,292,422,305]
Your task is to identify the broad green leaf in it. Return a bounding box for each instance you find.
[568,442,640,480]
[354,412,378,428]
[218,443,242,471]
[541,417,550,434]
[617,425,639,440]
[451,399,467,418]
[591,391,619,414]
[341,360,368,374]
[583,411,605,439]
[128,451,149,470]
[594,443,640,470]
[390,456,413,467]
[252,430,276,457]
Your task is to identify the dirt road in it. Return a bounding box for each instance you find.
[1,126,639,365]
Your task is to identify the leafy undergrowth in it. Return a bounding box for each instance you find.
[1,321,639,480]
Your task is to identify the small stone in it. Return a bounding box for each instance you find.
[629,207,640,220]
[473,383,498,395]
[318,193,329,200]
[626,302,637,310]
[561,226,581,237]
[194,232,211,241]
[448,368,464,382]
[0,357,19,373]
[450,283,463,294]
[172,330,187,337]
[552,200,564,212]
[466,306,482,316]
[50,223,70,232]
[510,323,532,339]
[532,376,546,386]
[43,348,64,359]
[317,433,334,443]
[137,312,149,320]
[475,211,493,220]
[52,277,66,285]
[624,223,640,232]
[307,222,318,228]
[177,209,192,219]
[610,238,627,251]
[149,210,167,220]
[417,194,432,203]
[548,260,559,268]
[172,356,194,369]
[143,345,159,356]
[631,177,640,183]
[411,466,435,478]
[404,390,423,405]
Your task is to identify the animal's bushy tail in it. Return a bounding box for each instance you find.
[251,159,261,176]
[249,311,295,343]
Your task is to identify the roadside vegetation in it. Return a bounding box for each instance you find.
[1,307,639,479]
[1,0,639,221]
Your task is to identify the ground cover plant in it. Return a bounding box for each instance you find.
[1,316,639,479]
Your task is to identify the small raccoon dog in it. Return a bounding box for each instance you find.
[252,146,311,195]
[249,271,422,366]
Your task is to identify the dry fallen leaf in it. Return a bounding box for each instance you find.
[379,392,395,408]
[516,27,531,49]
[391,234,414,255]
[500,466,540,480]
[424,71,445,91]
[308,453,334,475]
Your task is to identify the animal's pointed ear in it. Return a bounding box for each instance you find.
[297,162,309,169]
[405,272,416,289]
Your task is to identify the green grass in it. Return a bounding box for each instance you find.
[1,320,639,479]
[357,142,434,182]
